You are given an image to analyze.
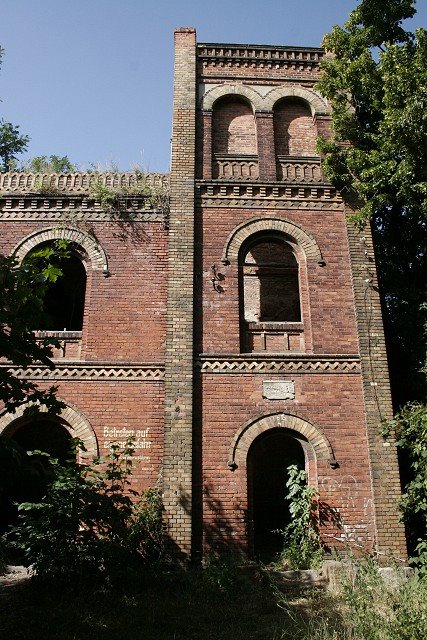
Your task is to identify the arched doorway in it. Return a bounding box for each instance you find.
[247,429,305,560]
[0,417,74,533]
[10,417,73,463]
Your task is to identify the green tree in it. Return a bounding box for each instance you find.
[0,47,30,171]
[0,244,70,413]
[318,0,427,563]
[317,0,427,405]
[21,155,76,173]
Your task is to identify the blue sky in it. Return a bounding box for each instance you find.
[1,0,426,172]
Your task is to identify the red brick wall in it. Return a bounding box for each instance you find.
[7,379,165,492]
[198,372,374,554]
[196,206,359,356]
[0,221,168,361]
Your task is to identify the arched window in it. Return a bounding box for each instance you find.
[27,243,87,331]
[239,234,303,353]
[212,96,258,179]
[273,98,317,157]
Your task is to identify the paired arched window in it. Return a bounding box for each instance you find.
[239,233,303,353]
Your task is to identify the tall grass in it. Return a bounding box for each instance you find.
[276,559,427,639]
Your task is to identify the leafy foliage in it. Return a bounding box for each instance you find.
[0,242,71,414]
[0,47,30,171]
[90,170,170,215]
[20,155,77,173]
[0,120,29,172]
[383,403,427,569]
[277,465,323,569]
[130,487,164,562]
[8,439,164,585]
[318,0,427,404]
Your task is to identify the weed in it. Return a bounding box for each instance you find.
[276,465,323,569]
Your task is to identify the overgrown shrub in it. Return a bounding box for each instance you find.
[130,487,164,563]
[7,439,164,586]
[382,402,427,571]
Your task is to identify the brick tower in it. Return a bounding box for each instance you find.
[165,28,406,560]
[0,28,407,562]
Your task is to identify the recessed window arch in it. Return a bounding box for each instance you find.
[26,242,87,331]
[212,95,258,179]
[212,95,257,155]
[273,97,317,157]
[239,232,304,353]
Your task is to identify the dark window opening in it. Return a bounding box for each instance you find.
[34,248,87,331]
[241,237,301,323]
[11,419,73,463]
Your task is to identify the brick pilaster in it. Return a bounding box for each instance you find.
[346,214,407,560]
[163,27,197,558]
[201,110,212,179]
[255,111,276,180]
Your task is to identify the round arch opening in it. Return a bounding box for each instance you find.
[247,428,306,561]
[1,417,76,533]
[9,416,74,463]
[25,242,87,331]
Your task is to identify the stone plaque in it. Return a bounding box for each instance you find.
[263,380,295,400]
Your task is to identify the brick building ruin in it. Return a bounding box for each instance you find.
[0,28,407,561]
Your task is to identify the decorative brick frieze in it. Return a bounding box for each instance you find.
[276,157,324,182]
[1,363,165,381]
[196,355,361,374]
[0,197,167,219]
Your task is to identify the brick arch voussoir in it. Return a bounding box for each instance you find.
[202,84,264,112]
[13,226,108,271]
[221,217,324,264]
[264,86,329,115]
[228,411,335,469]
[0,401,98,463]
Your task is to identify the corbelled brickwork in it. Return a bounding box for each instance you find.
[0,29,407,563]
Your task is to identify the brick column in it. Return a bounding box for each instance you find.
[255,111,276,181]
[346,213,407,560]
[163,27,197,558]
